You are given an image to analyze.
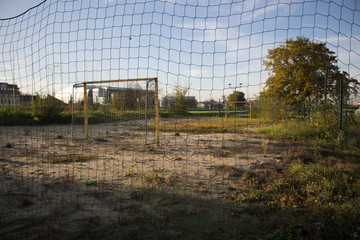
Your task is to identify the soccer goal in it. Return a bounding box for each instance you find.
[71,77,159,146]
[225,101,252,120]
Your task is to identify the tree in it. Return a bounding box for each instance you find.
[110,91,126,110]
[203,99,218,110]
[185,96,198,109]
[161,95,176,109]
[31,94,65,122]
[174,87,189,113]
[262,37,359,110]
[162,87,189,113]
[227,90,246,109]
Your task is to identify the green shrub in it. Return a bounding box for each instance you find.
[31,94,65,123]
[257,95,290,122]
[307,104,339,141]
[0,106,32,125]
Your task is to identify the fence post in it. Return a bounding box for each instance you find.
[225,102,228,120]
[84,83,88,139]
[71,86,74,139]
[339,78,343,130]
[154,78,160,146]
[145,81,148,145]
[218,99,221,116]
[249,100,252,119]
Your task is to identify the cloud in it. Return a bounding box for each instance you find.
[186,68,208,77]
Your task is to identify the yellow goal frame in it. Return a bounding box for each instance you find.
[75,77,159,146]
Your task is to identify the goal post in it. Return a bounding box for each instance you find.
[73,77,159,146]
[225,101,252,120]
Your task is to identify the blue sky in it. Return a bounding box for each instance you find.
[0,0,359,101]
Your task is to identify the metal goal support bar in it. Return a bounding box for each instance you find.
[74,77,159,146]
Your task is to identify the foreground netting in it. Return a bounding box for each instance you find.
[0,0,359,239]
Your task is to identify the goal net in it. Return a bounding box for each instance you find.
[71,78,159,145]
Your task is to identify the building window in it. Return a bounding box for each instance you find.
[99,88,106,97]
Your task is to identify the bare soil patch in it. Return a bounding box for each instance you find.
[0,123,294,239]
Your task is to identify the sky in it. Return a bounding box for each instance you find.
[0,0,359,102]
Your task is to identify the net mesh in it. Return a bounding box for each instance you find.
[0,0,359,238]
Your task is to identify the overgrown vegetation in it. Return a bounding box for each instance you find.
[220,145,360,239]
[248,109,360,238]
[155,116,265,134]
[256,37,360,149]
[31,94,65,123]
[4,141,359,240]
[161,87,197,114]
[0,104,156,125]
[0,106,33,125]
[255,114,360,149]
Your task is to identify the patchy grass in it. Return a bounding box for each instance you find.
[255,117,360,150]
[85,180,97,186]
[255,122,318,141]
[3,144,359,239]
[221,146,360,239]
[2,116,359,239]
[94,137,108,142]
[49,154,97,163]
[156,116,265,134]
[211,148,229,158]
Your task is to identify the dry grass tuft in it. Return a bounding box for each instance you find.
[49,154,97,163]
[210,165,245,178]
[211,148,229,158]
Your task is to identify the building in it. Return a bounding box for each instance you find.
[0,82,21,106]
[55,85,155,110]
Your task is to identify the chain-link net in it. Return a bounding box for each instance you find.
[0,0,359,239]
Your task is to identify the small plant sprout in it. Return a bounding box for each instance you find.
[262,139,269,156]
[221,137,226,148]
[312,148,320,160]
[4,143,13,148]
[223,150,228,157]
[85,180,97,186]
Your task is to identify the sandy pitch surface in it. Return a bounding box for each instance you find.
[0,122,286,236]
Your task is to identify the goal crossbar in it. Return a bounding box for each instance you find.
[73,77,159,146]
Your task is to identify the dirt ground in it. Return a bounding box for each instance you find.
[0,121,291,239]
